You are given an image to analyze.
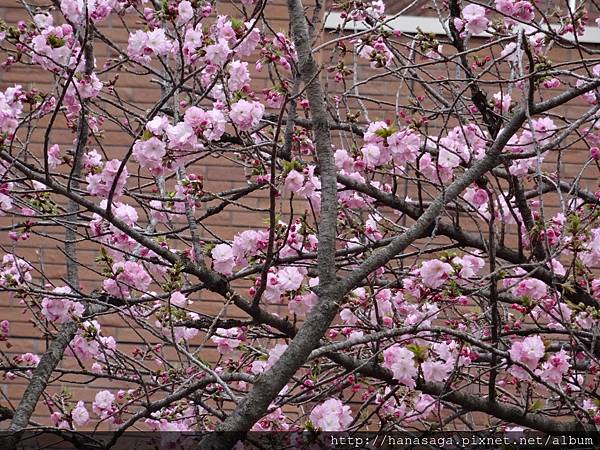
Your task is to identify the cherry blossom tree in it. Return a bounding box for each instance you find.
[1,0,600,448]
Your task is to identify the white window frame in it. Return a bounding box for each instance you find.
[323,11,600,44]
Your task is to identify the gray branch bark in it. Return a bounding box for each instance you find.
[200,0,340,447]
[6,27,95,441]
[200,52,600,450]
[328,353,595,433]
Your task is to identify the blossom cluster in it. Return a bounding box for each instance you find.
[2,0,600,438]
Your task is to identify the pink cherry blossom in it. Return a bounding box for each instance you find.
[581,228,600,266]
[0,254,32,287]
[86,159,128,198]
[146,29,172,55]
[501,42,519,62]
[31,25,79,72]
[383,345,417,387]
[495,0,515,16]
[334,149,355,172]
[41,286,84,323]
[33,12,53,29]
[276,266,305,291]
[264,89,284,108]
[363,121,387,144]
[463,186,489,208]
[15,352,40,367]
[127,29,172,63]
[284,170,304,192]
[146,115,169,135]
[237,22,261,57]
[513,278,547,300]
[166,122,197,152]
[357,37,393,68]
[182,106,226,142]
[114,202,138,226]
[0,85,24,134]
[69,73,103,99]
[508,336,545,379]
[543,78,560,89]
[93,390,115,418]
[437,148,461,170]
[212,243,235,275]
[169,291,188,307]
[176,0,193,26]
[64,0,105,27]
[289,289,317,317]
[71,401,90,427]
[361,143,382,168]
[538,349,570,384]
[103,261,152,298]
[47,144,62,168]
[227,60,250,92]
[252,343,287,374]
[419,259,453,289]
[453,254,485,279]
[513,1,535,21]
[127,31,150,63]
[59,0,86,24]
[309,398,353,431]
[211,327,243,354]
[388,128,421,166]
[462,4,488,35]
[409,394,439,422]
[0,320,9,341]
[205,39,232,66]
[422,360,451,382]
[493,92,512,113]
[231,229,269,264]
[133,137,166,173]
[84,149,103,169]
[4,0,600,436]
[454,18,465,32]
[251,406,290,431]
[229,100,265,131]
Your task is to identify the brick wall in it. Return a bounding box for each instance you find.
[0,0,598,426]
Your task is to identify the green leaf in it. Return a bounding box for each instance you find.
[374,126,396,138]
[530,399,544,412]
[231,18,244,30]
[407,344,428,362]
[305,420,316,431]
[47,35,65,49]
